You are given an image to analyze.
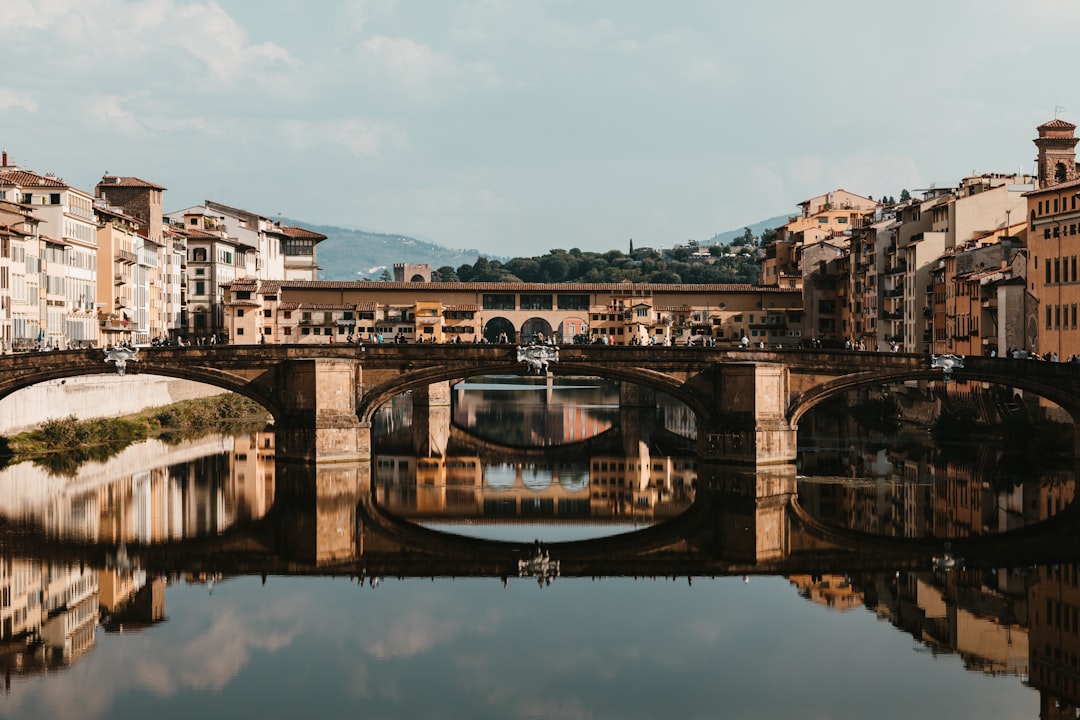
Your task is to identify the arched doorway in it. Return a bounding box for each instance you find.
[557,317,588,344]
[520,317,554,344]
[484,317,516,344]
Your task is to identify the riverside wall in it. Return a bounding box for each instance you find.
[0,375,227,435]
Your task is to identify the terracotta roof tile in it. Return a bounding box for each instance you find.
[0,169,68,188]
[1039,118,1077,130]
[281,226,327,240]
[98,176,167,190]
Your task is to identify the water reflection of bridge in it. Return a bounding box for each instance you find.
[8,461,1080,581]
[7,449,1080,713]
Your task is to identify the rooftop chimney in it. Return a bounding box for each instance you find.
[2,151,6,167]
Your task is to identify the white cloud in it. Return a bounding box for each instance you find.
[0,88,38,112]
[356,35,462,100]
[0,0,298,89]
[281,118,408,158]
[84,95,141,134]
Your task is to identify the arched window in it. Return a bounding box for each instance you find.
[1056,162,1069,183]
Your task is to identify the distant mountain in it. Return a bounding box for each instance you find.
[704,214,791,246]
[285,221,482,281]
[291,213,791,281]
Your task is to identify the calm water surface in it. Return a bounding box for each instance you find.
[0,377,1072,719]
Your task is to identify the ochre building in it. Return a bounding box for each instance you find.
[222,279,804,346]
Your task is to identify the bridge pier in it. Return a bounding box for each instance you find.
[697,363,797,466]
[697,463,797,563]
[412,382,452,457]
[275,461,367,565]
[276,358,368,463]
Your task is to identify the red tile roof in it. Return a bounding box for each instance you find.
[98,176,167,190]
[281,226,327,240]
[1038,118,1076,131]
[0,169,68,188]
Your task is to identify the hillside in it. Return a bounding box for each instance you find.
[300,213,791,281]
[286,222,482,281]
[705,214,790,246]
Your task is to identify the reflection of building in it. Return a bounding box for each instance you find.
[451,379,618,447]
[789,575,863,611]
[374,453,695,522]
[1030,569,1080,713]
[229,430,277,521]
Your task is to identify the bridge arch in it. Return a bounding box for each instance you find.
[0,348,287,424]
[787,365,1080,428]
[358,360,711,428]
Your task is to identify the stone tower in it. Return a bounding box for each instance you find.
[95,176,167,242]
[393,263,431,282]
[1034,118,1079,190]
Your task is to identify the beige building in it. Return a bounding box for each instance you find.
[0,156,98,349]
[96,176,178,343]
[223,280,804,347]
[166,202,325,341]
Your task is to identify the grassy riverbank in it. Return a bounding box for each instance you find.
[0,394,271,475]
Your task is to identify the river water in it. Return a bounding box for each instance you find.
[0,376,1074,719]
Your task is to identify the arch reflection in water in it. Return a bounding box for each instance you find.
[372,454,698,543]
[795,378,1077,540]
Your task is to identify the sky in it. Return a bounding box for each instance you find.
[1,0,1077,256]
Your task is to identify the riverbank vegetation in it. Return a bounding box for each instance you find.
[0,394,270,476]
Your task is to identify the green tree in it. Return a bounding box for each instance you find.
[433,265,459,282]
[899,189,911,201]
[379,268,392,281]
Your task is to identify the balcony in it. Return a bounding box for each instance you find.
[115,249,138,264]
[883,262,908,275]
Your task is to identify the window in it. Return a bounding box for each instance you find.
[195,280,205,295]
[519,294,552,310]
[237,309,245,317]
[557,294,590,310]
[482,294,515,310]
[284,327,292,335]
[237,328,244,335]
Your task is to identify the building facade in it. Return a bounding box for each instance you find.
[223,280,804,347]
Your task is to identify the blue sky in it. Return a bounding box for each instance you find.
[1,0,1075,255]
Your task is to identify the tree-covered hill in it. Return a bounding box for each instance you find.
[298,213,789,284]
[436,244,761,284]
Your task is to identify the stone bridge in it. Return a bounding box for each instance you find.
[2,345,1078,464]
